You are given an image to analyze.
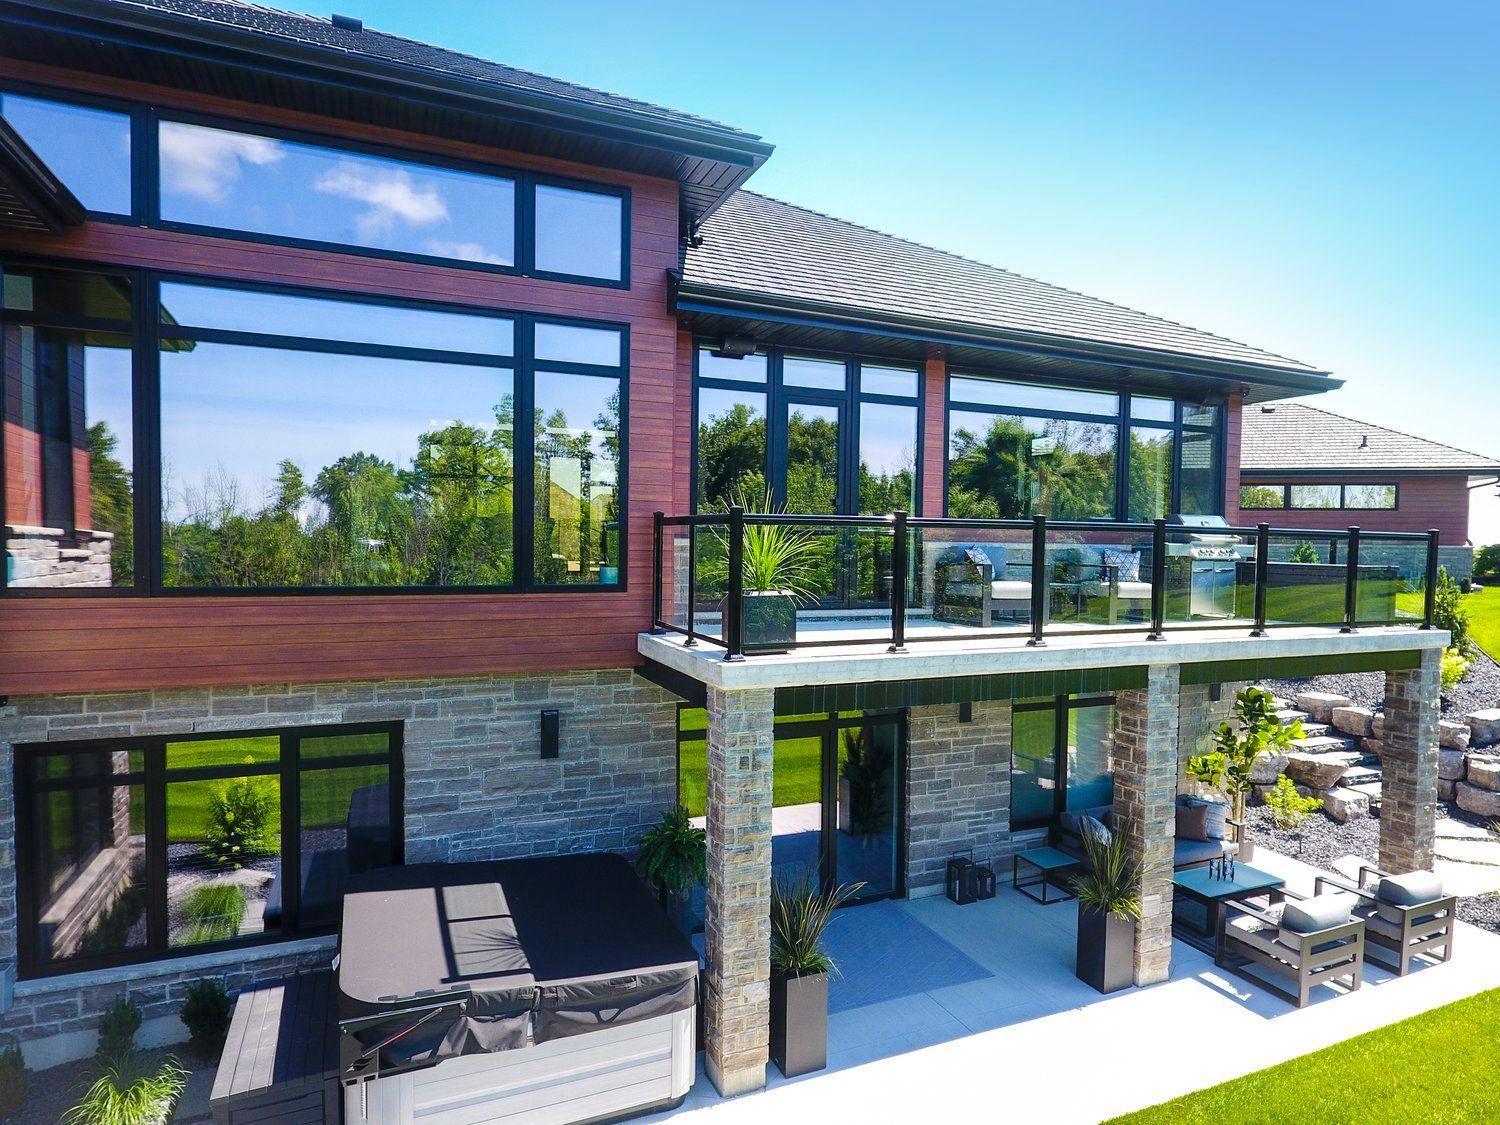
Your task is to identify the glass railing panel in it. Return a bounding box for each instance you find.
[1262,530,1352,627]
[909,522,1032,641]
[1158,525,1254,631]
[1046,524,1156,632]
[665,523,694,633]
[691,521,727,644]
[1357,535,1429,625]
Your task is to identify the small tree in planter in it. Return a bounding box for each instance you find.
[768,871,863,1078]
[1264,776,1323,855]
[1186,687,1304,860]
[1070,828,1141,994]
[635,805,706,937]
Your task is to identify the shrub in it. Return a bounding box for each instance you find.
[180,979,233,1058]
[635,805,706,899]
[98,997,142,1060]
[1265,775,1323,831]
[1186,687,1304,827]
[0,1044,25,1118]
[63,1052,186,1125]
[179,883,248,945]
[80,882,148,958]
[1433,567,1475,659]
[201,775,275,870]
[1070,826,1143,922]
[1289,540,1321,564]
[1476,544,1500,580]
[1442,647,1471,694]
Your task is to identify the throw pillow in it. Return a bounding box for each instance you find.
[1103,548,1141,582]
[1182,796,1230,841]
[963,546,994,571]
[1081,815,1113,848]
[1175,803,1211,842]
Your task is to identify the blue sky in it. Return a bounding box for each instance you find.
[290,2,1500,538]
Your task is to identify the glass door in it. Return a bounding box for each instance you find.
[833,720,902,899]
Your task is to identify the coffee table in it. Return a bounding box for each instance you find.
[1013,846,1079,904]
[1172,863,1286,960]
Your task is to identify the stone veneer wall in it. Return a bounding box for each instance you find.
[905,701,1013,894]
[0,668,680,1066]
[5,526,113,589]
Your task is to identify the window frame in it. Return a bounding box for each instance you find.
[0,81,632,288]
[13,721,404,980]
[0,255,630,597]
[943,370,1226,521]
[1010,695,1117,831]
[689,342,925,517]
[1239,481,1400,512]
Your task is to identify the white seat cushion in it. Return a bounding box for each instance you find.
[1116,581,1152,600]
[991,580,1033,600]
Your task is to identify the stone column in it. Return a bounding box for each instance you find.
[1114,664,1180,986]
[702,685,775,1097]
[1381,649,1441,874]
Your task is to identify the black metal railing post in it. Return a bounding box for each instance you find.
[724,505,746,661]
[1342,526,1361,633]
[1421,528,1441,630]
[682,518,698,647]
[888,511,908,653]
[1027,515,1048,647]
[1147,518,1168,641]
[1251,522,1270,637]
[650,512,666,634]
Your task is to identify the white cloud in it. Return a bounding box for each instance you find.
[159,123,284,203]
[314,163,448,240]
[422,239,511,266]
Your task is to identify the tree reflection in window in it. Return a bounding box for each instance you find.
[947,412,1117,520]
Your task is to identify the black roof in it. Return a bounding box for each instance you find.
[0,0,772,224]
[0,116,85,233]
[1241,402,1500,477]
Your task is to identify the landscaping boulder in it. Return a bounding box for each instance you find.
[1371,713,1385,739]
[1249,750,1289,785]
[1284,752,1354,789]
[1470,709,1500,749]
[1441,720,1472,751]
[1438,778,1458,802]
[1465,757,1500,793]
[1456,781,1500,818]
[1438,748,1467,781]
[1331,706,1375,738]
[1363,738,1384,761]
[1319,786,1370,823]
[1295,691,1354,724]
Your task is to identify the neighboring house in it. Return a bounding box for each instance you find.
[1237,402,1500,579]
[0,0,1447,1106]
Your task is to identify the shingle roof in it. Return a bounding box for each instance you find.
[99,0,759,141]
[1241,402,1500,475]
[681,191,1325,376]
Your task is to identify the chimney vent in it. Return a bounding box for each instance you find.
[331,13,363,31]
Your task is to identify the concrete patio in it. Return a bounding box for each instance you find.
[645,846,1500,1124]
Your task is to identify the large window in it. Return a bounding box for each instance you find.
[947,374,1224,521]
[1240,482,1398,511]
[1011,696,1117,829]
[0,85,629,285]
[1,262,627,593]
[15,724,402,977]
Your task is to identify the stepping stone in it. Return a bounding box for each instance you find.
[1456,781,1500,818]
[1340,765,1381,788]
[1293,734,1361,755]
[1295,691,1354,723]
[1441,720,1472,751]
[1465,758,1500,793]
[1332,706,1376,738]
[1320,786,1370,823]
[1438,748,1467,781]
[1286,751,1360,788]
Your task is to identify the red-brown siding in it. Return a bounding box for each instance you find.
[0,61,684,694]
[1223,393,1243,522]
[921,347,946,516]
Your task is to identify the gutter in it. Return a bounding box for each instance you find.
[1241,469,1500,480]
[675,283,1340,394]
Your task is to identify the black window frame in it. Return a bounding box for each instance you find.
[1239,481,1400,512]
[689,342,925,517]
[0,255,630,597]
[0,80,631,290]
[1010,695,1117,831]
[13,721,404,980]
[943,370,1227,521]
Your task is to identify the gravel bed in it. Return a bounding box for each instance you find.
[1257,649,1500,717]
[1244,804,1500,935]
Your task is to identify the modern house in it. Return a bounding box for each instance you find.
[1238,401,1500,579]
[0,0,1448,1108]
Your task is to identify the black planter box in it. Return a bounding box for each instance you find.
[770,971,828,1078]
[742,591,797,651]
[1076,905,1135,994]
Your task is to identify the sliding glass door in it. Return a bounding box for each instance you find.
[1010,696,1117,829]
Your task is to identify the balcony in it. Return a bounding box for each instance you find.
[649,510,1441,662]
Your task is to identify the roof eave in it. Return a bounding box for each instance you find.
[1241,466,1500,479]
[676,281,1338,395]
[0,116,85,232]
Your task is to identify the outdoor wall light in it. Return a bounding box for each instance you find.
[958,701,973,723]
[540,709,560,759]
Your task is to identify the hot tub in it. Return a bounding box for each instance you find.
[337,853,698,1124]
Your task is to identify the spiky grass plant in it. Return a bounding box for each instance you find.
[769,870,864,978]
[1070,828,1143,923]
[63,1052,186,1125]
[715,489,824,604]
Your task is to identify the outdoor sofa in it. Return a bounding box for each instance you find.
[1219,887,1365,1007]
[1054,796,1238,871]
[1315,865,1456,976]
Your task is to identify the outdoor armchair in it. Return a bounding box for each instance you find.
[1218,887,1365,1008]
[1314,865,1456,977]
[930,543,1043,626]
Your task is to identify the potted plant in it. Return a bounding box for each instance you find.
[635,805,706,937]
[712,490,823,652]
[837,728,893,837]
[769,872,863,1077]
[1185,686,1303,863]
[1071,828,1141,994]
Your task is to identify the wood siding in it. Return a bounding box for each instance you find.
[0,61,684,694]
[921,347,946,516]
[1223,393,1243,522]
[1235,473,1474,545]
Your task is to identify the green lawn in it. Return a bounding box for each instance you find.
[1464,586,1500,661]
[1108,989,1500,1124]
